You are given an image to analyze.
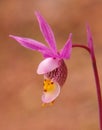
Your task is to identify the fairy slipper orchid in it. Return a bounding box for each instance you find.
[9,11,72,106]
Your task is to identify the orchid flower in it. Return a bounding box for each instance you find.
[9,11,72,106]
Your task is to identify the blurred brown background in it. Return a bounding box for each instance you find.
[0,0,102,130]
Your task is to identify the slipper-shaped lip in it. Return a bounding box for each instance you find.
[37,58,59,74]
[42,82,60,103]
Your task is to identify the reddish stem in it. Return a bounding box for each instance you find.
[72,44,102,130]
[72,44,90,52]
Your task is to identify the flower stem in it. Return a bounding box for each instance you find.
[72,44,102,130]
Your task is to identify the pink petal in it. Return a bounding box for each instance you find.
[42,82,60,103]
[35,11,57,53]
[37,58,59,74]
[9,35,53,57]
[59,33,72,59]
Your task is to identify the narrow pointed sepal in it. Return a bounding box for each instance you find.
[9,35,53,57]
[35,11,57,53]
[59,33,72,59]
